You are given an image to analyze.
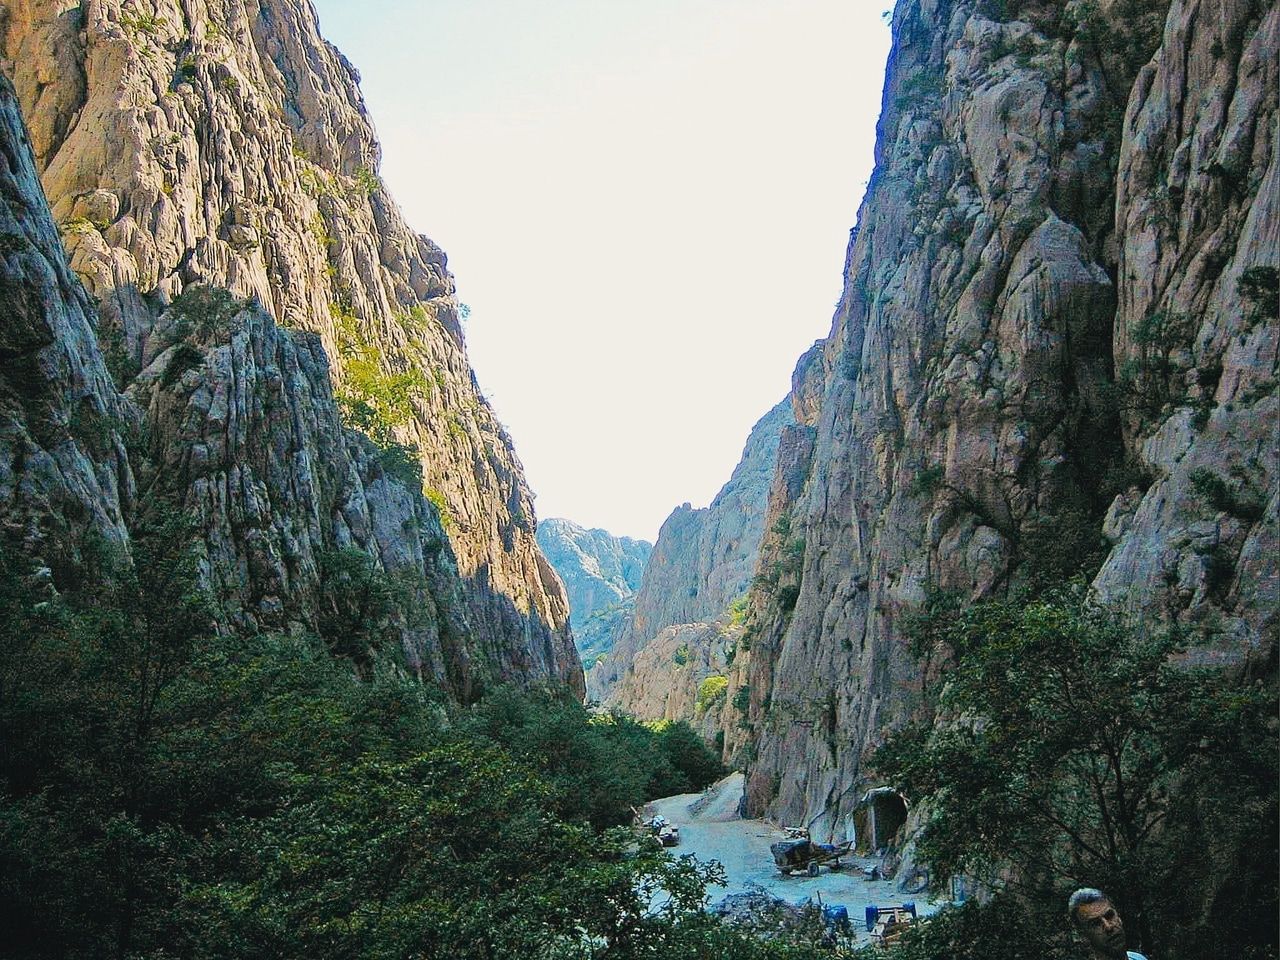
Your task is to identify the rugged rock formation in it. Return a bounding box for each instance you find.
[724,0,1276,837]
[535,517,651,667]
[592,399,792,726]
[0,0,582,696]
[1093,0,1278,653]
[0,72,131,563]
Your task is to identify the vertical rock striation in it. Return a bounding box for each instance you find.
[0,0,582,696]
[0,72,131,567]
[592,399,793,733]
[536,517,651,667]
[729,0,1274,837]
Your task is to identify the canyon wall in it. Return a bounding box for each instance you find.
[729,0,1276,837]
[0,0,582,697]
[593,399,793,740]
[536,517,651,667]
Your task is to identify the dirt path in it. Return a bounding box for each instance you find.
[646,773,946,945]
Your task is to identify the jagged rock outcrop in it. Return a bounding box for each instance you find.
[1093,0,1278,654]
[591,399,792,723]
[728,0,1275,836]
[0,72,132,564]
[0,0,581,695]
[535,518,651,667]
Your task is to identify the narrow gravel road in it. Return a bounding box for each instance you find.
[645,773,946,945]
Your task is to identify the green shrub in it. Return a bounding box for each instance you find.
[695,675,729,714]
[170,285,247,342]
[424,488,453,531]
[1239,266,1279,323]
[908,464,946,497]
[351,165,379,197]
[672,643,690,666]
[1188,467,1265,521]
[872,587,1278,958]
[160,343,203,387]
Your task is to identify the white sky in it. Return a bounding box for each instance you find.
[310,0,895,541]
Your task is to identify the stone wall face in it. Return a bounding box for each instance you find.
[0,0,583,697]
[590,400,792,733]
[734,0,1275,835]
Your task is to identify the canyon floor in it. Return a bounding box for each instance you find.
[646,773,948,945]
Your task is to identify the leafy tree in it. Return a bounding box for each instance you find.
[873,587,1277,959]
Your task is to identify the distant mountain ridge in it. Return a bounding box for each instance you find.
[536,519,652,667]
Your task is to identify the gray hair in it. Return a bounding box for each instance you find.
[1067,888,1111,927]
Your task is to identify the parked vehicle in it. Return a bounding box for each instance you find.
[769,838,852,877]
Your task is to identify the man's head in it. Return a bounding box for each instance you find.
[1068,888,1128,959]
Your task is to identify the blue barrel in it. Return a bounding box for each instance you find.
[823,904,850,930]
[865,905,879,930]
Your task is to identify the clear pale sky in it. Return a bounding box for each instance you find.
[309,0,895,542]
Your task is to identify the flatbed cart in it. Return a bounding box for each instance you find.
[865,903,918,945]
[769,838,853,877]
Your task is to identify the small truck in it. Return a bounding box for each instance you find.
[769,838,853,877]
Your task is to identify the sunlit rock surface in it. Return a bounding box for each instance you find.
[0,0,582,697]
[536,517,651,668]
[695,0,1274,834]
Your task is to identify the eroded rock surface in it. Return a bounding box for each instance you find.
[536,517,651,668]
[1,0,581,696]
[0,72,131,568]
[727,0,1275,835]
[593,400,792,737]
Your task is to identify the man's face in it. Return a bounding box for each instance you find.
[1075,899,1127,958]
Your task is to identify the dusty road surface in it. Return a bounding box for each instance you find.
[645,773,947,945]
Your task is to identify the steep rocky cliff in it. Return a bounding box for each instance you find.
[592,399,793,726]
[0,0,582,696]
[0,71,131,562]
[722,0,1276,836]
[536,517,651,667]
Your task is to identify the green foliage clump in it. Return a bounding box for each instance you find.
[672,643,691,666]
[459,689,723,829]
[170,285,247,343]
[1118,308,1198,422]
[330,303,432,490]
[1239,266,1279,324]
[0,534,810,960]
[873,587,1278,959]
[695,674,729,714]
[1188,467,1266,522]
[160,343,204,388]
[120,11,167,36]
[908,463,945,497]
[895,68,944,111]
[424,487,454,531]
[351,165,380,197]
[727,594,750,627]
[315,547,415,672]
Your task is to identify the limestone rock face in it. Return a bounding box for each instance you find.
[1094,0,1278,657]
[130,301,484,692]
[535,518,651,667]
[591,399,792,721]
[732,0,1275,837]
[1,0,581,696]
[0,73,131,566]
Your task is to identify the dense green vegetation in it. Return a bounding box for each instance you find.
[0,520,830,960]
[872,587,1278,960]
